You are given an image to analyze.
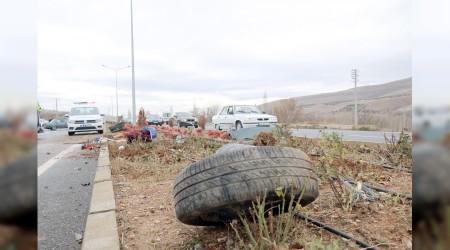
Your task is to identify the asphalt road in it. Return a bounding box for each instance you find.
[205,123,407,143]
[291,128,407,144]
[37,129,101,249]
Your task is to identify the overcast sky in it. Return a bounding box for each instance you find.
[36,0,412,116]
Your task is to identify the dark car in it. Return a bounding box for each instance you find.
[173,112,198,128]
[146,115,163,126]
[45,117,68,130]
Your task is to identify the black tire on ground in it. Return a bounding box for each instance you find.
[413,143,450,224]
[173,145,319,226]
[98,130,103,134]
[0,151,37,223]
[236,121,243,129]
[51,126,57,131]
[68,132,75,136]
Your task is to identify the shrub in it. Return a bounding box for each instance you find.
[198,115,206,130]
[137,107,147,127]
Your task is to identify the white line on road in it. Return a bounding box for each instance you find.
[38,144,80,177]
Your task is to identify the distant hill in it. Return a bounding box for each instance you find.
[261,77,412,130]
[39,109,68,120]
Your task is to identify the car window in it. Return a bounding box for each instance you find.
[227,106,234,114]
[235,105,262,114]
[219,107,228,115]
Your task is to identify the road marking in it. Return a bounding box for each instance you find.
[38,144,80,177]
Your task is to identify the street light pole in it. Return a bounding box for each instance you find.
[102,65,130,122]
[130,0,136,125]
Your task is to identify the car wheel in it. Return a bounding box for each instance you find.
[0,151,37,223]
[173,145,319,226]
[98,130,103,134]
[215,124,221,130]
[51,126,57,131]
[68,132,75,136]
[236,121,243,129]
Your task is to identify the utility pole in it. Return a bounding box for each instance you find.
[102,65,130,121]
[55,98,58,116]
[111,94,114,116]
[130,0,136,125]
[351,69,359,127]
[263,91,268,112]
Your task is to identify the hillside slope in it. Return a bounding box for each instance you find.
[265,78,411,113]
[262,77,412,130]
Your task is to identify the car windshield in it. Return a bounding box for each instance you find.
[176,112,192,118]
[234,105,263,114]
[70,107,99,116]
[147,115,158,119]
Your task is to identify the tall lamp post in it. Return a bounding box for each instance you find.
[130,0,136,124]
[102,65,130,121]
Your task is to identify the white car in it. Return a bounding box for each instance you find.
[212,105,277,130]
[66,102,104,136]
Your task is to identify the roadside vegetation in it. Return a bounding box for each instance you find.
[106,124,412,249]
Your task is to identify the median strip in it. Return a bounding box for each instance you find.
[82,145,120,250]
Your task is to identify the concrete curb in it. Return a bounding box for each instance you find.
[81,145,120,250]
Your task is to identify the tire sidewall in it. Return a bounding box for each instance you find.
[173,145,319,226]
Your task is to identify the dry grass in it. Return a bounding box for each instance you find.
[109,129,412,249]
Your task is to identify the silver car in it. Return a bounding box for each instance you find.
[212,105,277,130]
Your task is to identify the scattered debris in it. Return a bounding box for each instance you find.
[81,137,114,150]
[217,237,227,243]
[109,122,127,133]
[175,135,185,144]
[81,145,96,150]
[127,126,157,144]
[75,233,83,243]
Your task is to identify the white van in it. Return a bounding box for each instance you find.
[66,102,104,136]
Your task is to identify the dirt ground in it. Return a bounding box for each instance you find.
[107,127,412,249]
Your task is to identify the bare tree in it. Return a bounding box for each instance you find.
[205,104,221,122]
[191,100,200,117]
[137,107,147,127]
[273,98,302,124]
[358,104,375,125]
